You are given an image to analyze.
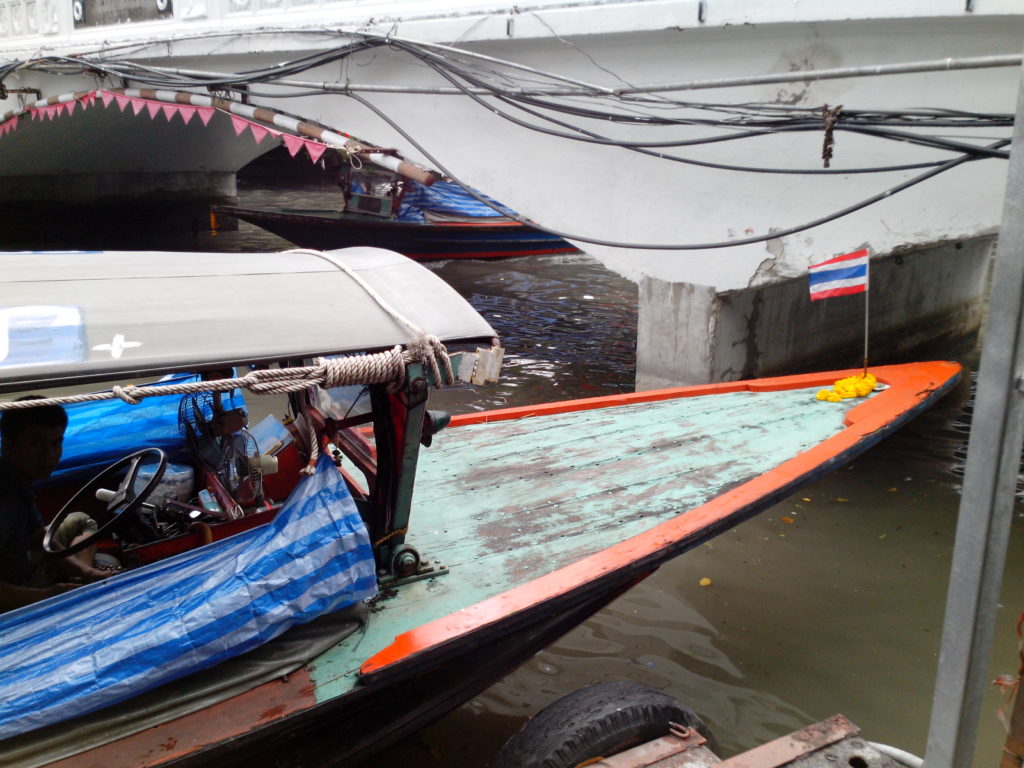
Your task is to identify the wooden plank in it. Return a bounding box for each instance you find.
[410,388,848,577]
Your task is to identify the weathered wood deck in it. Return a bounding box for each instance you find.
[311,382,866,697]
[414,386,849,584]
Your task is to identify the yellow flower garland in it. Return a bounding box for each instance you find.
[816,372,877,402]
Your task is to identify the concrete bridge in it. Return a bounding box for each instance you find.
[1,1,1021,384]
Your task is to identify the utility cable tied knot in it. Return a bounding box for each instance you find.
[822,103,843,168]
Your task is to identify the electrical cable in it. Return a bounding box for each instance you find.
[479,89,976,175]
[397,45,1011,162]
[9,43,1012,144]
[1,31,1014,251]
[345,88,1010,250]
[7,45,1009,176]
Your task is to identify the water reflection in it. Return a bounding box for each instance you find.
[426,255,638,412]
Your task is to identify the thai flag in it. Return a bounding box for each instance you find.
[808,249,869,301]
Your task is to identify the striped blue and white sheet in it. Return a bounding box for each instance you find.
[0,453,377,739]
[396,180,511,223]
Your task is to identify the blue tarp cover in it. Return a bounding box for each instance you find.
[50,374,245,482]
[396,180,510,223]
[0,452,377,738]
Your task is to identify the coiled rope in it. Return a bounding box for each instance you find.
[292,248,455,389]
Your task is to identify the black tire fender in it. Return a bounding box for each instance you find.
[492,681,717,768]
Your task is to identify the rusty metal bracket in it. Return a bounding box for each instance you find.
[594,724,716,767]
[0,84,42,101]
[669,723,708,748]
[377,559,449,588]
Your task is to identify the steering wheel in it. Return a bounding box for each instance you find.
[43,448,168,557]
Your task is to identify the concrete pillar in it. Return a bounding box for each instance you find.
[636,236,995,389]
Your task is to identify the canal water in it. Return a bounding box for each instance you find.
[16,180,1024,766]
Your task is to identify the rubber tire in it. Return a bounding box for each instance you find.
[491,681,717,768]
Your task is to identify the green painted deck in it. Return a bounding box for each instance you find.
[308,385,865,698]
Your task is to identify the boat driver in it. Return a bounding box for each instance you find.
[0,399,117,612]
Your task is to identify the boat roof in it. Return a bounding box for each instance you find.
[0,247,497,393]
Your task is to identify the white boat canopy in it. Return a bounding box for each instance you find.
[0,247,497,393]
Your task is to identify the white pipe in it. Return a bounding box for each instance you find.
[868,741,924,768]
[133,52,1024,97]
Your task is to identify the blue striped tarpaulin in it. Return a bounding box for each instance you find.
[396,180,511,223]
[0,453,377,738]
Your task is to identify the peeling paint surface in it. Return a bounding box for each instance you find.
[309,386,862,698]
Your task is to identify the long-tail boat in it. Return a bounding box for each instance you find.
[0,247,959,767]
[215,170,577,261]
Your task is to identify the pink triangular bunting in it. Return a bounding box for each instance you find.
[131,98,146,116]
[249,124,269,144]
[45,105,58,120]
[161,103,179,122]
[304,140,327,164]
[197,107,215,126]
[56,102,69,117]
[230,114,249,136]
[113,93,130,112]
[145,100,161,119]
[178,105,197,125]
[101,90,116,108]
[29,109,39,121]
[65,99,77,116]
[282,134,304,157]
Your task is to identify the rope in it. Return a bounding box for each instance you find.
[374,526,408,547]
[0,350,413,412]
[285,248,455,388]
[280,248,455,472]
[302,419,321,476]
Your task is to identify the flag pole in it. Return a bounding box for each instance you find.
[863,256,870,376]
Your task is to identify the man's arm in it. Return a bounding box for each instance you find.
[0,579,77,612]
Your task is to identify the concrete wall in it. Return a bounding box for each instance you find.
[0,171,236,204]
[636,236,995,389]
[636,280,719,388]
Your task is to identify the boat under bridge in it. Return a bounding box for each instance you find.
[0,0,1021,384]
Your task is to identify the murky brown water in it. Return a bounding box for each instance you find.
[14,180,1024,767]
